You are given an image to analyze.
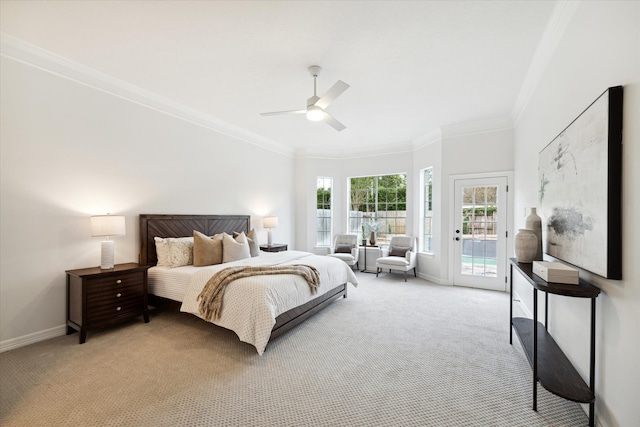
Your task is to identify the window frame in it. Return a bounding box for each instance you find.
[316,176,333,247]
[347,173,407,245]
[421,167,434,254]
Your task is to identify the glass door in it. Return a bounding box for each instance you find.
[453,177,507,291]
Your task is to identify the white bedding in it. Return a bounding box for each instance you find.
[149,251,358,354]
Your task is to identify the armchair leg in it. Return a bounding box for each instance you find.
[404,271,407,282]
[413,267,417,277]
[376,267,379,277]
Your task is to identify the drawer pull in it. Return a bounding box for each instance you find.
[116,293,122,298]
[116,279,122,284]
[116,306,122,311]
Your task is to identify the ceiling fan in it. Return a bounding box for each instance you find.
[260,65,349,131]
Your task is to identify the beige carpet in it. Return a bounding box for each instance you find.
[1,272,588,426]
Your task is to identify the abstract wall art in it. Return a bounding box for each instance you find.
[539,86,623,279]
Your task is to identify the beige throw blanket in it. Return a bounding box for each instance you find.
[197,265,320,322]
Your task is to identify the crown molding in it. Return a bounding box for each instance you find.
[2,32,520,160]
[0,33,294,157]
[301,139,417,160]
[511,1,580,125]
[302,128,442,159]
[440,116,513,139]
[412,128,442,150]
[299,117,515,159]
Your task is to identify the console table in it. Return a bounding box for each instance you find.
[509,258,600,427]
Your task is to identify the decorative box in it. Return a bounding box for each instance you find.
[532,261,579,285]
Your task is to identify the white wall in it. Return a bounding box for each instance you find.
[0,57,295,348]
[512,2,639,426]
[412,139,443,283]
[440,127,515,285]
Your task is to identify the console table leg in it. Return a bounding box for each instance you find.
[509,264,513,345]
[589,297,596,427]
[533,288,538,411]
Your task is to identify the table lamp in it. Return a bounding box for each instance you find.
[263,216,278,247]
[91,214,126,269]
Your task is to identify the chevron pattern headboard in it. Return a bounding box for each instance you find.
[139,214,250,265]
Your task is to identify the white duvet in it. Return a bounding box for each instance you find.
[179,251,358,354]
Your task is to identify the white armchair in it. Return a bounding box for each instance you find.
[326,234,359,270]
[376,236,417,282]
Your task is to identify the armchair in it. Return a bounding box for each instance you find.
[376,235,417,282]
[326,234,359,270]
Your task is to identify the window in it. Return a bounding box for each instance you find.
[422,167,433,253]
[316,177,332,246]
[348,174,406,245]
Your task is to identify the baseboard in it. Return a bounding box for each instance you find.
[417,272,450,286]
[0,325,67,353]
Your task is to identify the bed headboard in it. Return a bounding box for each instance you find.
[139,214,251,266]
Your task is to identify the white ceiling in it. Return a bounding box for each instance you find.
[0,1,555,156]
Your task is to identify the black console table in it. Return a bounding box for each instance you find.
[509,258,600,427]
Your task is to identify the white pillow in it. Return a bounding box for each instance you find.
[155,236,194,268]
[154,237,169,266]
[222,232,251,263]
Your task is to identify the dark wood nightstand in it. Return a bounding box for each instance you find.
[260,243,288,252]
[66,262,150,344]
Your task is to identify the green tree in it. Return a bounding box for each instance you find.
[349,175,406,212]
[317,188,331,209]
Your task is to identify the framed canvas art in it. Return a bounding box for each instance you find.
[538,86,623,279]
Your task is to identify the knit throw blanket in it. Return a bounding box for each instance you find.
[197,264,320,322]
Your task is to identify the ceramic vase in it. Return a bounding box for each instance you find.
[369,232,376,246]
[525,207,543,261]
[515,229,537,263]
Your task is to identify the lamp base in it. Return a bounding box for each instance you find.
[100,240,115,269]
[267,230,273,246]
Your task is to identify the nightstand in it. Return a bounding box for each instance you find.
[66,262,150,344]
[260,243,288,253]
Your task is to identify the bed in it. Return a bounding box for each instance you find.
[139,214,358,354]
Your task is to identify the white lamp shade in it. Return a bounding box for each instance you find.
[91,215,126,237]
[263,216,278,229]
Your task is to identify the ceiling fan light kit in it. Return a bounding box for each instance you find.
[306,105,324,121]
[261,65,349,131]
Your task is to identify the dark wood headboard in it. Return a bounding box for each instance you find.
[139,214,250,266]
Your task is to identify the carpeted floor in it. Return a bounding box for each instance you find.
[0,272,588,426]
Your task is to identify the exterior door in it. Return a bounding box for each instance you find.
[452,176,508,291]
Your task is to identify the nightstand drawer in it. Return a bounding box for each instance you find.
[87,299,143,323]
[86,272,144,293]
[87,285,143,306]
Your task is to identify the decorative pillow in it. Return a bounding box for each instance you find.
[193,231,224,267]
[155,236,194,268]
[335,244,353,254]
[154,237,169,266]
[233,229,260,257]
[223,232,251,263]
[389,245,411,257]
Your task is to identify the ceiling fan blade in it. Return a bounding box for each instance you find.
[323,112,346,132]
[315,80,349,110]
[260,109,306,116]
